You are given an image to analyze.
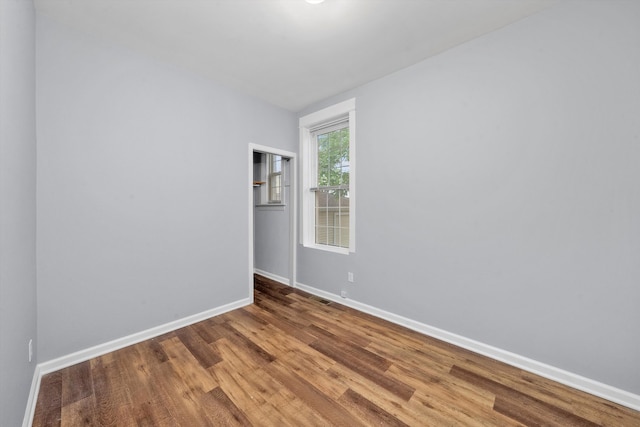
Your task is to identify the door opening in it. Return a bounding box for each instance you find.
[248,144,297,301]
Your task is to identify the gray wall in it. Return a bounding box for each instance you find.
[0,0,38,425]
[297,1,640,394]
[36,16,296,361]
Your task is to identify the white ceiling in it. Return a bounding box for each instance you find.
[34,0,553,112]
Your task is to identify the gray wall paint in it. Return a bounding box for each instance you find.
[297,1,640,394]
[0,0,38,425]
[36,16,295,361]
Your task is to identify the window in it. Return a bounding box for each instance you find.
[255,152,286,206]
[300,98,355,254]
[268,154,283,204]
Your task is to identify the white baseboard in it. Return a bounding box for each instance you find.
[254,268,290,286]
[22,364,42,427]
[22,278,640,421]
[294,281,640,412]
[23,297,251,427]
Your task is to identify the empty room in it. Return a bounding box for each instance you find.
[1,0,639,425]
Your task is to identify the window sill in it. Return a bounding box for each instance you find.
[256,204,286,211]
[303,243,350,255]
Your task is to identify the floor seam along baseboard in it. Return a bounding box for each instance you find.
[23,297,251,427]
[23,274,640,427]
[291,279,640,412]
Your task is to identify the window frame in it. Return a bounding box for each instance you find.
[267,153,283,205]
[256,153,286,208]
[300,98,356,254]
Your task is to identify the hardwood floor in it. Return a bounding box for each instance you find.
[33,275,640,426]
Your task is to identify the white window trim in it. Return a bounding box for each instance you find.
[300,98,356,254]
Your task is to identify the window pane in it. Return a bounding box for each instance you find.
[316,127,349,188]
[314,189,349,248]
[267,154,283,204]
[272,155,281,173]
[269,174,281,202]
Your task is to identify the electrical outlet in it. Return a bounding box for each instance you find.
[28,339,33,363]
[347,272,354,283]
[340,290,348,298]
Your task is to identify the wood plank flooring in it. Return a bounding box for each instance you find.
[32,275,640,426]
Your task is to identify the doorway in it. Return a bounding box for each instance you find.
[248,144,297,301]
